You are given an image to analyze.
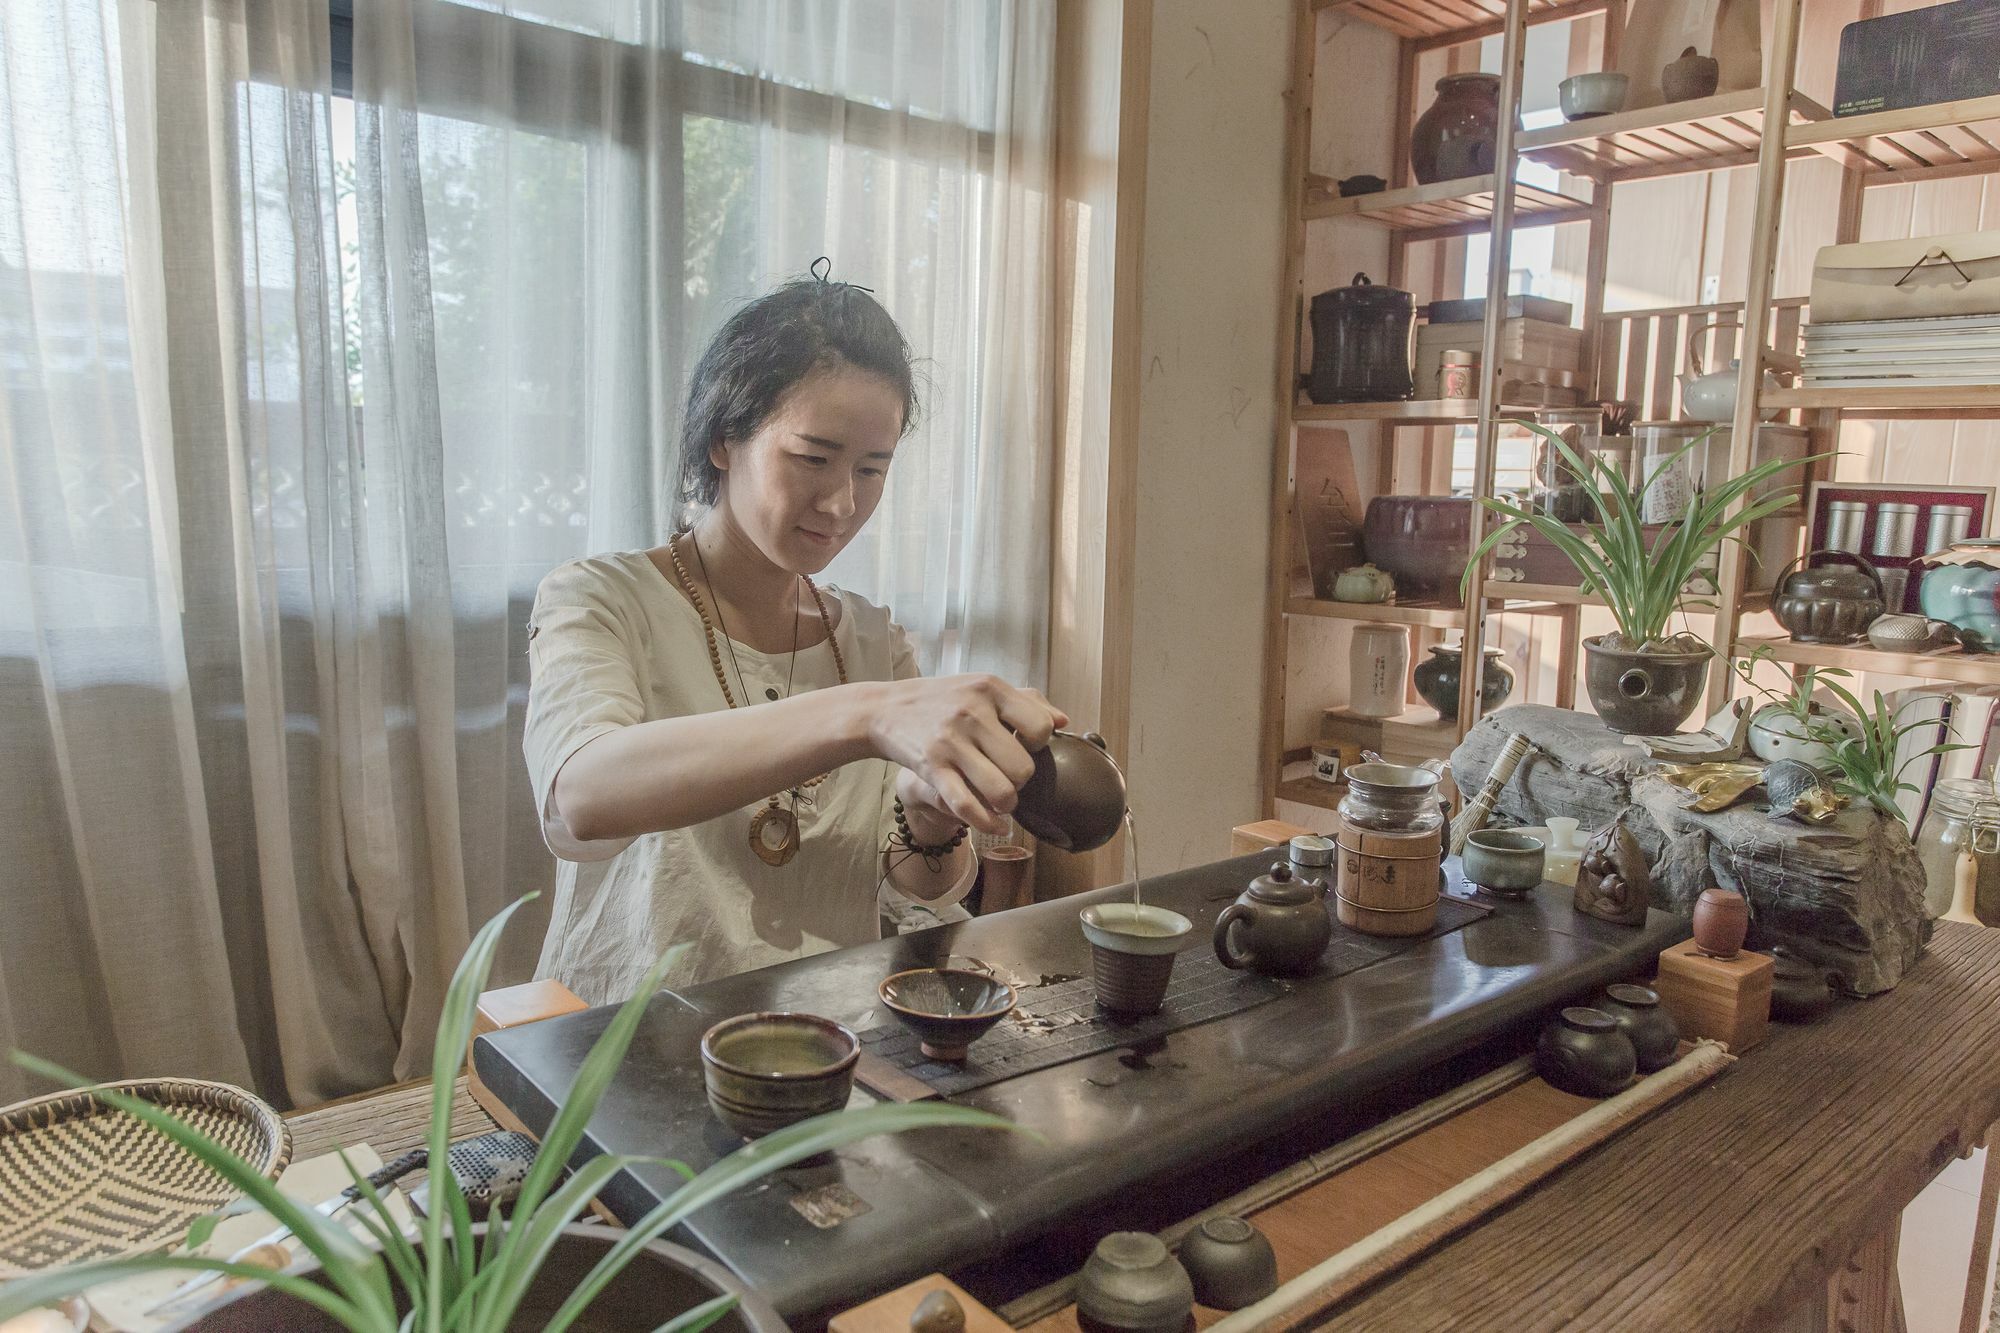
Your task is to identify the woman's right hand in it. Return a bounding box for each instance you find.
[868,675,1068,834]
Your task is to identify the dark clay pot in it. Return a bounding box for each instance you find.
[1582,636,1712,735]
[1692,887,1750,959]
[1178,1216,1278,1312]
[1411,73,1500,183]
[1214,862,1333,977]
[1598,983,1680,1072]
[173,1224,788,1332]
[1769,945,1839,1023]
[1016,730,1127,853]
[1412,644,1516,719]
[1535,1006,1637,1098]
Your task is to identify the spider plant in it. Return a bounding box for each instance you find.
[1734,647,1968,822]
[1458,423,1824,651]
[0,897,1021,1332]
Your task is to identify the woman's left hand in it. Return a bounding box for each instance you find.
[896,766,968,845]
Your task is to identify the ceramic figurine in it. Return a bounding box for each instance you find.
[1535,1007,1637,1097]
[1214,862,1333,977]
[1332,562,1397,604]
[1768,945,1838,1023]
[1598,983,1679,1072]
[1691,886,1750,959]
[1572,816,1651,927]
[1762,758,1844,825]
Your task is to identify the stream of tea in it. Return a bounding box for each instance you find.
[1124,811,1143,907]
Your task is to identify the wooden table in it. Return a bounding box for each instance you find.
[285,921,2000,1330]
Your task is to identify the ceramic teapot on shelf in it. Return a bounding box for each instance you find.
[1679,318,1785,423]
[1214,860,1333,977]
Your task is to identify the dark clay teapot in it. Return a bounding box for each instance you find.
[1014,730,1127,853]
[1214,862,1332,977]
[1768,945,1839,1023]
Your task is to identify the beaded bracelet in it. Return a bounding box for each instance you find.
[892,798,968,872]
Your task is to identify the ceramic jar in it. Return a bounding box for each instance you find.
[1692,887,1750,958]
[1177,1217,1278,1311]
[1768,946,1838,1023]
[1332,562,1397,603]
[1771,551,1886,645]
[1349,624,1412,719]
[1662,46,1720,102]
[1339,761,1446,834]
[1412,643,1515,720]
[1214,862,1333,977]
[1598,983,1679,1072]
[1535,1007,1637,1097]
[1307,273,1415,404]
[1411,73,1500,184]
[1075,1232,1195,1333]
[1920,539,2000,653]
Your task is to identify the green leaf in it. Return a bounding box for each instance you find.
[651,1292,740,1333]
[181,1213,222,1255]
[0,1251,379,1329]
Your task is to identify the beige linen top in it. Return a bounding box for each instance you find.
[524,550,948,1005]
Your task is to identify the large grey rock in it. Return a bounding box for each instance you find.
[1452,705,1929,997]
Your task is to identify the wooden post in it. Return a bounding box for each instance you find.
[1705,0,1804,708]
[1259,0,1316,813]
[1457,0,1531,739]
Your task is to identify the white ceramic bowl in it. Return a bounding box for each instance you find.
[1079,903,1193,956]
[1559,72,1629,121]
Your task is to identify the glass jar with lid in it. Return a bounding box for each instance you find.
[1914,779,2000,922]
[1533,407,1605,522]
[1338,760,1446,834]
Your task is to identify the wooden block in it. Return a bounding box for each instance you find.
[829,1274,1011,1333]
[1233,818,1314,855]
[472,979,586,1038]
[1653,939,1772,1053]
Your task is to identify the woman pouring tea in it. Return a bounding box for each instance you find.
[524,269,1065,1005]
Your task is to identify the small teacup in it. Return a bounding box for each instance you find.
[1079,903,1193,1016]
[1462,829,1548,899]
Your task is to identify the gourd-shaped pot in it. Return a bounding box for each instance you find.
[1771,551,1886,645]
[1535,1007,1637,1097]
[1662,46,1720,102]
[1692,887,1750,958]
[1598,983,1680,1072]
[1410,73,1499,184]
[1412,643,1515,719]
[1214,862,1333,977]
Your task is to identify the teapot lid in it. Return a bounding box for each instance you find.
[1247,862,1321,906]
[1781,564,1879,596]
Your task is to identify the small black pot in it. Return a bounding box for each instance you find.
[1412,644,1515,720]
[173,1224,788,1332]
[1535,1006,1636,1097]
[1769,945,1839,1023]
[1597,983,1680,1072]
[1582,636,1711,735]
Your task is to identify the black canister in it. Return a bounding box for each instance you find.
[1307,272,1415,404]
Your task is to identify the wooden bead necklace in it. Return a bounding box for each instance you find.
[667,532,848,866]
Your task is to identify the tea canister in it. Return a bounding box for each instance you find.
[1306,273,1415,405]
[1336,761,1445,937]
[1915,779,2000,923]
[1439,350,1478,399]
[1771,550,1886,645]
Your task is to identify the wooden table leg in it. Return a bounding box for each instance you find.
[1963,1134,2000,1333]
[1767,1222,1908,1333]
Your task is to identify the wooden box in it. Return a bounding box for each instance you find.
[1654,939,1773,1053]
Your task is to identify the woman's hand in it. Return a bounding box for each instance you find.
[871,675,1067,834]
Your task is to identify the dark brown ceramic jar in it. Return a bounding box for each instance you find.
[1411,73,1500,184]
[1598,983,1680,1072]
[1692,887,1750,958]
[1535,1006,1637,1098]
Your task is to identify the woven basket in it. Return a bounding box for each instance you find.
[0,1078,290,1276]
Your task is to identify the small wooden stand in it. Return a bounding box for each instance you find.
[828,1274,1011,1333]
[1232,818,1313,856]
[1653,939,1772,1053]
[467,980,587,1135]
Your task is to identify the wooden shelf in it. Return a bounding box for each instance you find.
[1322,705,1459,761]
[1275,775,1345,812]
[1518,89,1829,184]
[1736,635,2000,688]
[1286,597,1467,628]
[1791,95,2000,183]
[1291,397,1556,426]
[1313,0,1598,44]
[1303,175,1593,240]
[1764,385,2000,419]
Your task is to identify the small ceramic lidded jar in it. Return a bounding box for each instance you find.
[1536,1007,1637,1098]
[1692,887,1750,958]
[1598,983,1679,1072]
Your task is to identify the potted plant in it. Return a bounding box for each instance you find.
[1730,654,1864,772]
[1733,648,1969,825]
[0,897,1019,1331]
[1460,424,1820,735]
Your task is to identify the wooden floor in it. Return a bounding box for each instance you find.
[1025,1077,1594,1331]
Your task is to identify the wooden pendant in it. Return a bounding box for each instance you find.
[749,802,799,867]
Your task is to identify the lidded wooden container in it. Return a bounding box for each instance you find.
[1334,761,1445,937]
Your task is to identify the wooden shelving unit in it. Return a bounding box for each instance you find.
[1285,597,1467,628]
[1304,174,1594,239]
[1517,88,1829,183]
[1313,0,1600,44]
[1736,635,2000,690]
[1790,93,2000,182]
[1763,385,2000,419]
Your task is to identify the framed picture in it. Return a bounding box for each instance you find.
[1803,481,1995,614]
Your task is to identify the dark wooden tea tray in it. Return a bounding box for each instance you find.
[472,851,1685,1328]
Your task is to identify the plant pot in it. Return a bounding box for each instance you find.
[173,1224,789,1332]
[1747,703,1862,774]
[1412,643,1515,720]
[1581,636,1712,735]
[1410,73,1499,184]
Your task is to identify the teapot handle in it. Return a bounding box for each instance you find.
[1772,549,1884,599]
[1684,317,1743,379]
[1213,904,1258,970]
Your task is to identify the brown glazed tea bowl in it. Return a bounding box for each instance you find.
[878,967,1019,1061]
[700,1012,858,1140]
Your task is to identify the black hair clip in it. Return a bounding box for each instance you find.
[809,255,873,294]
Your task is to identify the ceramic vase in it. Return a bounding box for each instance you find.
[1692,886,1750,959]
[1410,73,1500,184]
[1349,624,1411,719]
[1920,540,2000,653]
[1412,643,1515,720]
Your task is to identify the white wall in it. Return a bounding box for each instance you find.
[1125,0,1292,871]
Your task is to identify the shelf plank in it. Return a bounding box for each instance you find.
[1275,776,1345,812]
[1790,94,2000,180]
[1765,385,2000,419]
[1518,89,1830,184]
[1313,0,1594,44]
[1286,597,1468,628]
[1736,635,2000,688]
[1304,174,1591,236]
[1321,706,1460,761]
[1291,396,1556,426]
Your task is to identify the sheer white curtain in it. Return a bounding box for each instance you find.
[0,0,1056,1107]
